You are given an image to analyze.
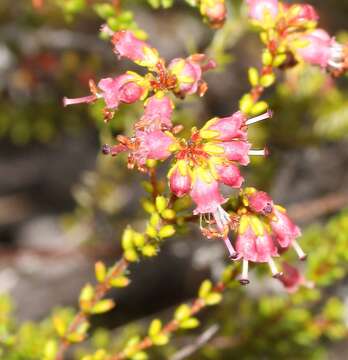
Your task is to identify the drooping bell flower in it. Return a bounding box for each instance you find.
[220,141,251,166]
[246,0,279,22]
[168,54,216,98]
[112,30,160,69]
[136,93,174,131]
[236,215,279,284]
[190,169,237,259]
[200,0,227,29]
[63,73,148,112]
[277,262,313,293]
[244,188,274,215]
[168,160,191,198]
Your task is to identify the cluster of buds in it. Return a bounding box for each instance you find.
[246,0,348,76]
[64,30,216,121]
[168,110,271,259]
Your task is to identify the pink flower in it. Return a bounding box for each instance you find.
[137,94,173,131]
[112,31,159,68]
[236,223,278,263]
[247,0,278,22]
[202,111,247,141]
[247,190,274,215]
[297,29,333,68]
[277,262,308,293]
[217,163,244,188]
[191,176,226,215]
[63,73,147,111]
[168,55,216,97]
[168,162,191,198]
[270,206,302,249]
[200,0,227,29]
[220,141,251,166]
[98,74,144,109]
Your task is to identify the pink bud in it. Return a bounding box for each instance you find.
[200,0,227,28]
[236,225,278,263]
[217,164,244,188]
[112,31,159,68]
[270,207,301,248]
[98,74,144,109]
[206,111,247,141]
[169,166,191,197]
[247,190,274,214]
[247,0,278,21]
[220,141,251,165]
[168,58,202,96]
[139,95,173,130]
[277,262,306,293]
[297,29,333,68]
[191,176,225,215]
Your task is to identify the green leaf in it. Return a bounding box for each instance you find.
[125,249,139,262]
[110,276,130,288]
[149,319,162,337]
[155,196,167,213]
[122,227,134,250]
[158,225,176,238]
[43,340,58,360]
[161,209,176,220]
[152,333,169,346]
[260,73,276,88]
[174,304,191,321]
[199,280,212,298]
[248,67,259,87]
[250,101,268,116]
[205,292,222,305]
[180,317,200,329]
[239,94,254,114]
[142,244,158,257]
[95,261,107,283]
[90,299,115,314]
[53,316,67,337]
[94,3,116,19]
[131,351,148,360]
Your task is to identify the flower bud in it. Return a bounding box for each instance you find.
[247,190,274,214]
[200,0,227,29]
[216,164,244,188]
[221,141,251,166]
[169,165,191,198]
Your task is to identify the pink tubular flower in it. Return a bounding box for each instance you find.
[270,206,303,255]
[168,54,216,97]
[247,0,278,22]
[168,161,191,198]
[216,163,244,188]
[63,73,147,112]
[220,141,251,166]
[277,262,311,293]
[200,0,227,29]
[136,93,174,131]
[112,31,159,68]
[236,215,279,284]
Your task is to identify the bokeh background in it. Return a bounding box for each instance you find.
[1,0,348,359]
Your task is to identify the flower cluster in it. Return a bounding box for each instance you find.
[246,0,348,76]
[168,111,271,259]
[235,188,306,284]
[64,30,216,121]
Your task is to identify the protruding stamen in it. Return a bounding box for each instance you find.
[239,259,249,285]
[245,110,273,126]
[249,147,269,157]
[223,236,238,260]
[63,94,97,107]
[268,258,283,278]
[292,240,307,260]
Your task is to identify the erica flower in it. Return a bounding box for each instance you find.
[135,93,174,131]
[168,160,192,198]
[296,29,347,74]
[63,73,149,115]
[104,130,174,170]
[200,0,227,29]
[112,30,160,69]
[246,0,279,22]
[277,262,313,293]
[168,54,216,97]
[286,4,319,26]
